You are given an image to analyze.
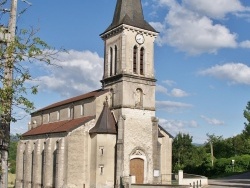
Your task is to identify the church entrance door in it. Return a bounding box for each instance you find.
[130,158,144,184]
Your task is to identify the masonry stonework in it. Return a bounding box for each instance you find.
[15,0,173,187]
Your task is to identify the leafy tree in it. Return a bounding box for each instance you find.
[229,135,250,156]
[0,0,61,186]
[243,101,250,138]
[8,134,19,174]
[172,132,193,172]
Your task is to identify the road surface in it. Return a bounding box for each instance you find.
[205,172,250,187]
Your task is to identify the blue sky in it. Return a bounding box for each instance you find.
[8,0,250,144]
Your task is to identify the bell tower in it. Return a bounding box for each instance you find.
[100,0,158,111]
[100,0,160,185]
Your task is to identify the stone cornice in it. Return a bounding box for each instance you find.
[101,73,157,86]
[100,24,158,40]
[111,104,155,111]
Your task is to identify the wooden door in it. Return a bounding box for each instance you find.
[130,158,144,184]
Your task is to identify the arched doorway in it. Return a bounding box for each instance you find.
[130,158,144,184]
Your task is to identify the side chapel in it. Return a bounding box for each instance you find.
[15,0,173,187]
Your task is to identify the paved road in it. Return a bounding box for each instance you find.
[205,172,250,188]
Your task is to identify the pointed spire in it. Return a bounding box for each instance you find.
[89,100,117,134]
[104,0,156,33]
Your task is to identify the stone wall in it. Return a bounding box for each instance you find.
[122,108,155,183]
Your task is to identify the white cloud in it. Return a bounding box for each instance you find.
[171,88,189,97]
[152,0,241,55]
[183,0,245,19]
[156,84,168,94]
[200,115,224,125]
[156,84,189,97]
[162,79,176,86]
[159,118,198,136]
[199,63,250,85]
[239,40,250,48]
[33,50,103,98]
[156,100,193,112]
[10,108,29,134]
[150,21,165,33]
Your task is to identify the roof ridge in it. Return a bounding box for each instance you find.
[32,89,108,114]
[22,116,95,137]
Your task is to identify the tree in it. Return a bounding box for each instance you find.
[0,0,59,187]
[8,134,19,174]
[172,132,193,172]
[243,101,250,137]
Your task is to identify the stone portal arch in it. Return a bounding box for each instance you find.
[129,149,147,184]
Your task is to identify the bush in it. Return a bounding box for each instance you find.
[213,155,250,175]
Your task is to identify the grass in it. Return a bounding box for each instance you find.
[8,173,15,188]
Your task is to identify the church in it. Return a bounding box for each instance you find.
[15,0,173,187]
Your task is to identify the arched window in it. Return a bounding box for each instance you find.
[133,46,138,74]
[135,88,143,107]
[68,106,74,119]
[110,47,113,76]
[23,150,25,187]
[57,111,60,121]
[140,47,144,75]
[41,149,45,186]
[114,45,118,75]
[81,104,84,116]
[31,150,34,186]
[52,143,58,187]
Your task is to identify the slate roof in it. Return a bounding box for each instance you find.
[158,125,174,139]
[103,0,156,34]
[158,129,165,138]
[22,116,95,137]
[89,101,117,134]
[32,89,108,114]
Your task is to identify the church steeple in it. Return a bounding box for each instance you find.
[104,0,156,33]
[100,0,158,111]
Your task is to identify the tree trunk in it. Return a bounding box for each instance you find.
[0,0,17,187]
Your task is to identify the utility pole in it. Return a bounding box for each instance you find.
[0,0,17,187]
[210,141,214,167]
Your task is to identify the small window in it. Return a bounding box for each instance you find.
[68,106,73,119]
[99,165,104,175]
[48,113,50,123]
[99,146,104,155]
[81,104,84,116]
[57,111,60,120]
[68,108,70,118]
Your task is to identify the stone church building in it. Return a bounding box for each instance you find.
[15,0,173,187]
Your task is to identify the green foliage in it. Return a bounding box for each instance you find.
[171,101,250,177]
[172,133,194,172]
[0,27,60,155]
[8,134,19,174]
[243,101,250,138]
[0,28,56,124]
[213,155,250,175]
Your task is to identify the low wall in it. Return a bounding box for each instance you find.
[178,170,208,188]
[131,185,188,188]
